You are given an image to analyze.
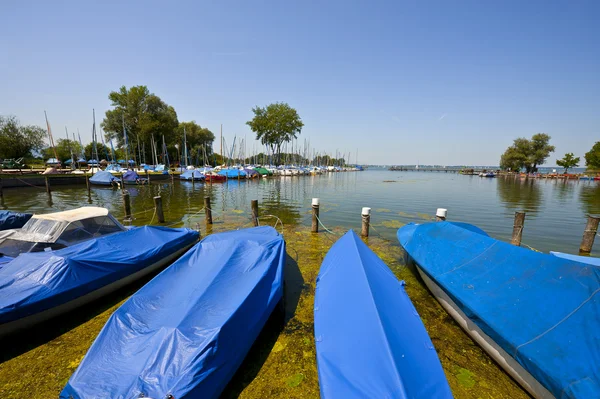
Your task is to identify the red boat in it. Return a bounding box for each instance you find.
[204,173,227,182]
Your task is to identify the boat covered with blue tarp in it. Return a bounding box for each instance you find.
[122,170,147,184]
[0,225,198,337]
[218,168,246,178]
[314,230,451,398]
[61,226,285,399]
[180,169,205,181]
[89,170,119,186]
[551,251,600,267]
[0,211,32,231]
[398,221,600,398]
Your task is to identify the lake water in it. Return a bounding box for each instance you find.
[1,169,599,256]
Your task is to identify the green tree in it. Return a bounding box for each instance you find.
[41,139,83,163]
[499,133,555,173]
[101,86,179,150]
[175,121,215,153]
[584,142,600,170]
[0,115,46,159]
[246,102,303,164]
[84,142,111,161]
[556,152,580,173]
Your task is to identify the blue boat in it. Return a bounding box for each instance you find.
[61,226,285,399]
[89,170,120,186]
[551,251,600,267]
[122,170,148,185]
[0,211,32,231]
[0,225,198,338]
[315,230,451,398]
[398,221,600,398]
[180,169,205,181]
[218,168,246,179]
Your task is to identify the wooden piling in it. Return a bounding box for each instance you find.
[435,208,447,222]
[146,170,151,184]
[251,199,259,227]
[312,198,320,233]
[361,207,371,237]
[579,215,600,254]
[154,196,165,223]
[44,176,51,196]
[85,173,91,196]
[204,196,212,224]
[511,211,526,246]
[122,190,132,221]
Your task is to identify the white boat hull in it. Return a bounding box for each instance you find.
[416,266,554,399]
[0,244,193,338]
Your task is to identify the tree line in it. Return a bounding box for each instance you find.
[500,133,600,173]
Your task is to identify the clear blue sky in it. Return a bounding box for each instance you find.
[1,0,598,165]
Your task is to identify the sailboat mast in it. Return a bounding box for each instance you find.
[122,113,129,170]
[220,124,223,165]
[183,126,188,168]
[44,111,59,161]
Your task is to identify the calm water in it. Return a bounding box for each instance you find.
[1,170,599,256]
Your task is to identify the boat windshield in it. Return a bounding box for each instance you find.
[55,216,124,246]
[18,218,68,242]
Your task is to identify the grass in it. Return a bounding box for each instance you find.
[0,222,529,398]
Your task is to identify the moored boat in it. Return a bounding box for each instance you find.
[179,169,205,181]
[60,226,284,399]
[398,221,600,398]
[550,251,600,267]
[315,230,452,398]
[0,225,198,338]
[89,170,120,186]
[122,170,148,185]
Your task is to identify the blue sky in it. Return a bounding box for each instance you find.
[1,0,598,165]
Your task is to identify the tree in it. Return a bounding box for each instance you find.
[101,86,179,150]
[499,133,555,173]
[175,121,215,153]
[0,115,46,159]
[556,153,580,173]
[41,139,83,163]
[584,142,600,170]
[84,142,111,161]
[246,102,303,164]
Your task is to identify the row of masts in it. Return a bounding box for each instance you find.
[43,112,360,168]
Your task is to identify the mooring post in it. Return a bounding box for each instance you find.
[312,198,320,233]
[251,199,259,227]
[120,175,125,191]
[44,176,51,196]
[146,170,151,184]
[122,190,132,221]
[435,208,447,222]
[361,207,371,237]
[85,173,91,196]
[154,195,165,223]
[170,171,174,184]
[579,215,600,254]
[511,211,526,246]
[204,196,212,224]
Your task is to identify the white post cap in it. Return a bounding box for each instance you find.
[436,208,447,218]
[362,207,371,216]
[312,198,320,206]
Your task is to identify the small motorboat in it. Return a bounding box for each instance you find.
[179,169,205,181]
[0,211,32,231]
[122,170,148,185]
[0,225,198,338]
[204,172,227,182]
[218,168,247,179]
[60,226,284,399]
[315,230,451,398]
[0,207,127,265]
[398,221,600,398]
[89,170,120,187]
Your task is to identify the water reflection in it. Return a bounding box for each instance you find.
[496,177,543,213]
[579,183,600,216]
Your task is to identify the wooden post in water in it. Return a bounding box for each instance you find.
[361,207,371,237]
[122,190,132,221]
[312,198,320,233]
[435,208,447,221]
[154,196,165,223]
[85,173,91,196]
[44,176,51,197]
[251,199,259,227]
[204,196,212,224]
[146,170,151,184]
[170,170,174,184]
[579,215,600,254]
[511,211,526,246]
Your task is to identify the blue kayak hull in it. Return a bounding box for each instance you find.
[315,230,451,398]
[61,226,285,399]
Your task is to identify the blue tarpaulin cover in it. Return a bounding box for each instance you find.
[551,251,600,267]
[314,230,452,398]
[61,226,285,399]
[89,170,118,186]
[122,170,140,181]
[0,211,32,231]
[180,169,205,180]
[218,168,246,178]
[398,222,600,398]
[0,226,198,325]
